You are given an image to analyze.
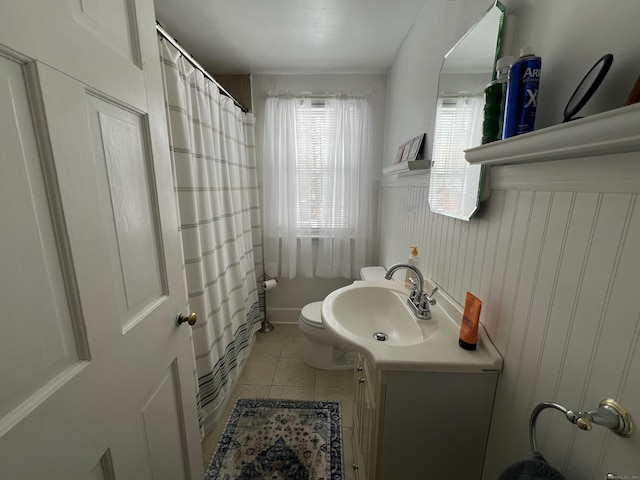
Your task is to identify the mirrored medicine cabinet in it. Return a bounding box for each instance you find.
[428,1,505,221]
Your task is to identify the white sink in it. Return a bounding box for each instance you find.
[322,280,503,372]
[327,283,438,346]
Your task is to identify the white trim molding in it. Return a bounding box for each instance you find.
[382,159,431,176]
[465,103,640,167]
[380,170,430,188]
[489,152,640,193]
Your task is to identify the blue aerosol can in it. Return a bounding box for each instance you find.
[502,46,541,138]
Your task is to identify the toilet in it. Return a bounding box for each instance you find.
[298,266,387,370]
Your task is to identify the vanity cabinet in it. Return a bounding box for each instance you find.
[351,352,499,479]
[352,353,384,480]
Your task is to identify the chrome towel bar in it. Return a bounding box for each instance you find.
[529,398,633,454]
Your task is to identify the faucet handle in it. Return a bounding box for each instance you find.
[424,286,438,305]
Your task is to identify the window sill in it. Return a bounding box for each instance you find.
[295,235,355,242]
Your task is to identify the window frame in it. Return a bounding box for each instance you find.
[293,98,356,236]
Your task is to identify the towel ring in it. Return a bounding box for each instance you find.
[529,398,634,454]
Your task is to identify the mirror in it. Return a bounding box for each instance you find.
[429,1,505,220]
[563,53,614,122]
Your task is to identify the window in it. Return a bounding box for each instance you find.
[295,100,349,232]
[262,95,372,278]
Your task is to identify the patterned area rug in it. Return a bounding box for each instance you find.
[206,398,343,480]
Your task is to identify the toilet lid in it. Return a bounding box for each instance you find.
[300,301,323,327]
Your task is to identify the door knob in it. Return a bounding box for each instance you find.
[176,312,197,326]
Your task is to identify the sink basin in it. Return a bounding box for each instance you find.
[321,280,503,373]
[326,284,438,346]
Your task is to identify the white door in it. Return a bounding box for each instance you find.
[0,1,203,479]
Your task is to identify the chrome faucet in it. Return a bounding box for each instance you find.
[384,263,438,320]
[385,263,425,292]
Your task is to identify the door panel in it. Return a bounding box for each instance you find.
[72,0,142,67]
[87,95,166,331]
[0,1,147,110]
[86,452,116,480]
[142,362,190,480]
[0,52,86,436]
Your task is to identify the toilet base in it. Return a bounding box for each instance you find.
[298,301,354,371]
[303,341,354,370]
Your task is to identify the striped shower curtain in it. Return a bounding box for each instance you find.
[159,38,264,432]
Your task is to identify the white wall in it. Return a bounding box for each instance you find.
[501,0,640,128]
[383,0,491,166]
[380,0,640,478]
[385,0,640,167]
[252,74,387,318]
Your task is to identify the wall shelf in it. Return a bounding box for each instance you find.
[383,159,431,176]
[465,103,640,166]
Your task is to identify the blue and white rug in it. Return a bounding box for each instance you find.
[206,398,343,480]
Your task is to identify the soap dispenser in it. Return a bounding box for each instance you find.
[405,246,419,289]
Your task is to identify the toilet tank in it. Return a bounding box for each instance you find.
[359,266,387,281]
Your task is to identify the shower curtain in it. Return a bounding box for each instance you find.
[159,38,264,432]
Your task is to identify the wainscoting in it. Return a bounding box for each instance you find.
[378,152,640,479]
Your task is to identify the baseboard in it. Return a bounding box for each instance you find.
[266,307,301,324]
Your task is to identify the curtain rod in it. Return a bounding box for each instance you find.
[268,91,369,100]
[156,23,249,113]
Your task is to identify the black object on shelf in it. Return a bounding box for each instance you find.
[563,53,614,122]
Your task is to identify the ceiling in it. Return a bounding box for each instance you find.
[153,0,430,75]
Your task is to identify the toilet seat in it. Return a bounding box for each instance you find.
[300,301,323,328]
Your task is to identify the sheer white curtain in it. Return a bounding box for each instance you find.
[159,37,263,433]
[263,95,372,279]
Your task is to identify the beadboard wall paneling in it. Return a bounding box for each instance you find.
[378,158,640,480]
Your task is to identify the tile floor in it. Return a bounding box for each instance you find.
[201,323,356,479]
